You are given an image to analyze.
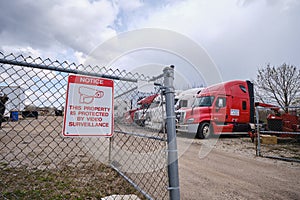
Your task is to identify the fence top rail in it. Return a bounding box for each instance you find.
[0,57,138,83]
[0,52,165,87]
[285,106,300,109]
[260,131,300,135]
[256,105,300,109]
[0,52,167,100]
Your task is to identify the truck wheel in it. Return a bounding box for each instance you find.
[196,122,211,139]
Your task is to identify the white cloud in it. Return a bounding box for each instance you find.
[114,0,143,11]
[1,46,42,58]
[74,51,87,64]
[0,0,118,62]
[47,0,117,52]
[0,0,299,83]
[123,0,300,81]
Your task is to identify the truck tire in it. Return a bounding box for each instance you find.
[196,122,211,139]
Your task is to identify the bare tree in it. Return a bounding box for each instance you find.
[255,63,300,113]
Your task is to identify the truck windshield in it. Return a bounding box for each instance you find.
[194,96,215,107]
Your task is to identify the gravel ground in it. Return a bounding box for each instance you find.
[176,133,300,199]
[1,117,299,199]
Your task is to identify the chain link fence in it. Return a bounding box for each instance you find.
[0,52,179,199]
[255,105,300,162]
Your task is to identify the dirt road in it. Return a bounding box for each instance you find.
[177,136,300,200]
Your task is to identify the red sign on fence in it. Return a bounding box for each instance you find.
[62,75,114,137]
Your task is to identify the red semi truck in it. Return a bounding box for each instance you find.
[175,80,255,139]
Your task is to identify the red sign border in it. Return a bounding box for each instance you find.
[62,74,114,137]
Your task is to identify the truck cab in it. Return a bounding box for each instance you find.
[176,80,255,139]
[175,87,203,110]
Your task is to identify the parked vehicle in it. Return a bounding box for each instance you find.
[175,87,203,110]
[134,94,165,130]
[249,102,300,140]
[129,94,158,125]
[134,89,198,132]
[143,95,166,131]
[175,80,255,139]
[21,110,38,119]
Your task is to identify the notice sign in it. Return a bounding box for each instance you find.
[63,75,114,137]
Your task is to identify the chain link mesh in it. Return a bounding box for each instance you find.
[0,52,169,199]
[256,106,300,162]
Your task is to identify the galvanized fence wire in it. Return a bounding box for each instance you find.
[255,106,300,162]
[0,52,171,199]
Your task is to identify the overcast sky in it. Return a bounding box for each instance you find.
[0,0,299,87]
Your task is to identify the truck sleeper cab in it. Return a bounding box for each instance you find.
[176,80,255,139]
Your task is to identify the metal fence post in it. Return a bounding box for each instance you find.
[163,65,180,200]
[256,108,261,156]
[109,137,112,164]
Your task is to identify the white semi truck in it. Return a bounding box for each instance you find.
[134,88,203,132]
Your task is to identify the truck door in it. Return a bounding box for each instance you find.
[239,98,249,123]
[212,96,227,125]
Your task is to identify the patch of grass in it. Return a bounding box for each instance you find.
[0,164,145,199]
[0,162,8,167]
